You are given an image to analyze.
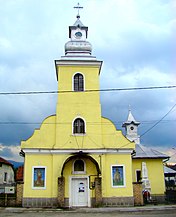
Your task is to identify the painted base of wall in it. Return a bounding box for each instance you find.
[22,195,167,208]
[63,197,134,207]
[23,196,135,208]
[22,198,58,208]
[102,197,134,207]
[150,194,166,204]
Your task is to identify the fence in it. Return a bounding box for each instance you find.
[0,182,23,207]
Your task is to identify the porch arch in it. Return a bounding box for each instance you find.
[61,153,101,176]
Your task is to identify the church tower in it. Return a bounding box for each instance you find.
[54,8,103,148]
[122,109,140,144]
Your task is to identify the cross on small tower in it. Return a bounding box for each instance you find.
[74,2,83,19]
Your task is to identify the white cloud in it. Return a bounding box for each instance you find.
[0,144,23,162]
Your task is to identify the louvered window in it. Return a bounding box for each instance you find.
[74,73,84,91]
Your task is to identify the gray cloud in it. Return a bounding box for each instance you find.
[0,0,175,161]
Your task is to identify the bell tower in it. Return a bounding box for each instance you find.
[122,108,140,145]
[54,4,103,148]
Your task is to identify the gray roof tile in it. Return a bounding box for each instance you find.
[133,144,169,159]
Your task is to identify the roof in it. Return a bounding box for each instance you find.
[0,157,13,166]
[164,166,176,174]
[133,144,169,159]
[68,18,88,40]
[16,165,24,181]
[122,109,140,126]
[73,18,84,27]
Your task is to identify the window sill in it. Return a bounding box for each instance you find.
[72,171,86,175]
[72,133,86,136]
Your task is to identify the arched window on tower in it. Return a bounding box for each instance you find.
[73,73,84,91]
[73,118,85,134]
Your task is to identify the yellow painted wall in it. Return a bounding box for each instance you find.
[21,62,135,200]
[23,154,53,198]
[23,153,134,199]
[101,154,133,197]
[55,65,102,149]
[21,115,56,149]
[23,153,73,198]
[101,117,135,149]
[132,159,165,195]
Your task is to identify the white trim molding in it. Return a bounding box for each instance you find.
[23,148,134,155]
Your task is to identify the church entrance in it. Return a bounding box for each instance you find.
[61,154,101,207]
[70,177,89,207]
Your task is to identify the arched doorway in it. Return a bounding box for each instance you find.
[60,153,101,207]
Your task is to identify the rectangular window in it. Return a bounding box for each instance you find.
[32,166,46,189]
[4,172,7,182]
[111,165,125,187]
[136,170,141,182]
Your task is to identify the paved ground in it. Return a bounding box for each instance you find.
[0,205,176,217]
[0,211,175,217]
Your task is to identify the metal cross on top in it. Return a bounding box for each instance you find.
[74,2,83,18]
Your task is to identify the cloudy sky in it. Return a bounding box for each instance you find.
[0,0,175,163]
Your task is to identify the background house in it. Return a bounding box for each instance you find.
[0,157,15,206]
[0,157,15,191]
[122,110,169,203]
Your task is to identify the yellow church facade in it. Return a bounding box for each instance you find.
[21,12,168,207]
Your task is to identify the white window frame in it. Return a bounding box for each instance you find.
[111,165,126,188]
[72,159,86,174]
[32,166,46,190]
[72,72,85,91]
[72,116,86,135]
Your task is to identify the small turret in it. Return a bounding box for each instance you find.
[122,108,140,144]
[64,3,92,56]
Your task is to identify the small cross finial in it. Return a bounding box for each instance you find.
[128,105,131,111]
[74,2,83,19]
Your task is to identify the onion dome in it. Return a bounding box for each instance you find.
[64,14,92,56]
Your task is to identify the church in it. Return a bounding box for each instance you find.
[21,7,168,208]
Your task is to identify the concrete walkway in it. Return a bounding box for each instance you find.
[77,205,176,213]
[0,205,176,213]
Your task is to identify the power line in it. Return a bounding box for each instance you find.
[0,85,176,95]
[0,119,175,125]
[115,103,176,149]
[140,103,176,138]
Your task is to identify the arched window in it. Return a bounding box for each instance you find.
[73,159,86,174]
[73,118,85,134]
[74,160,85,172]
[74,73,84,91]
